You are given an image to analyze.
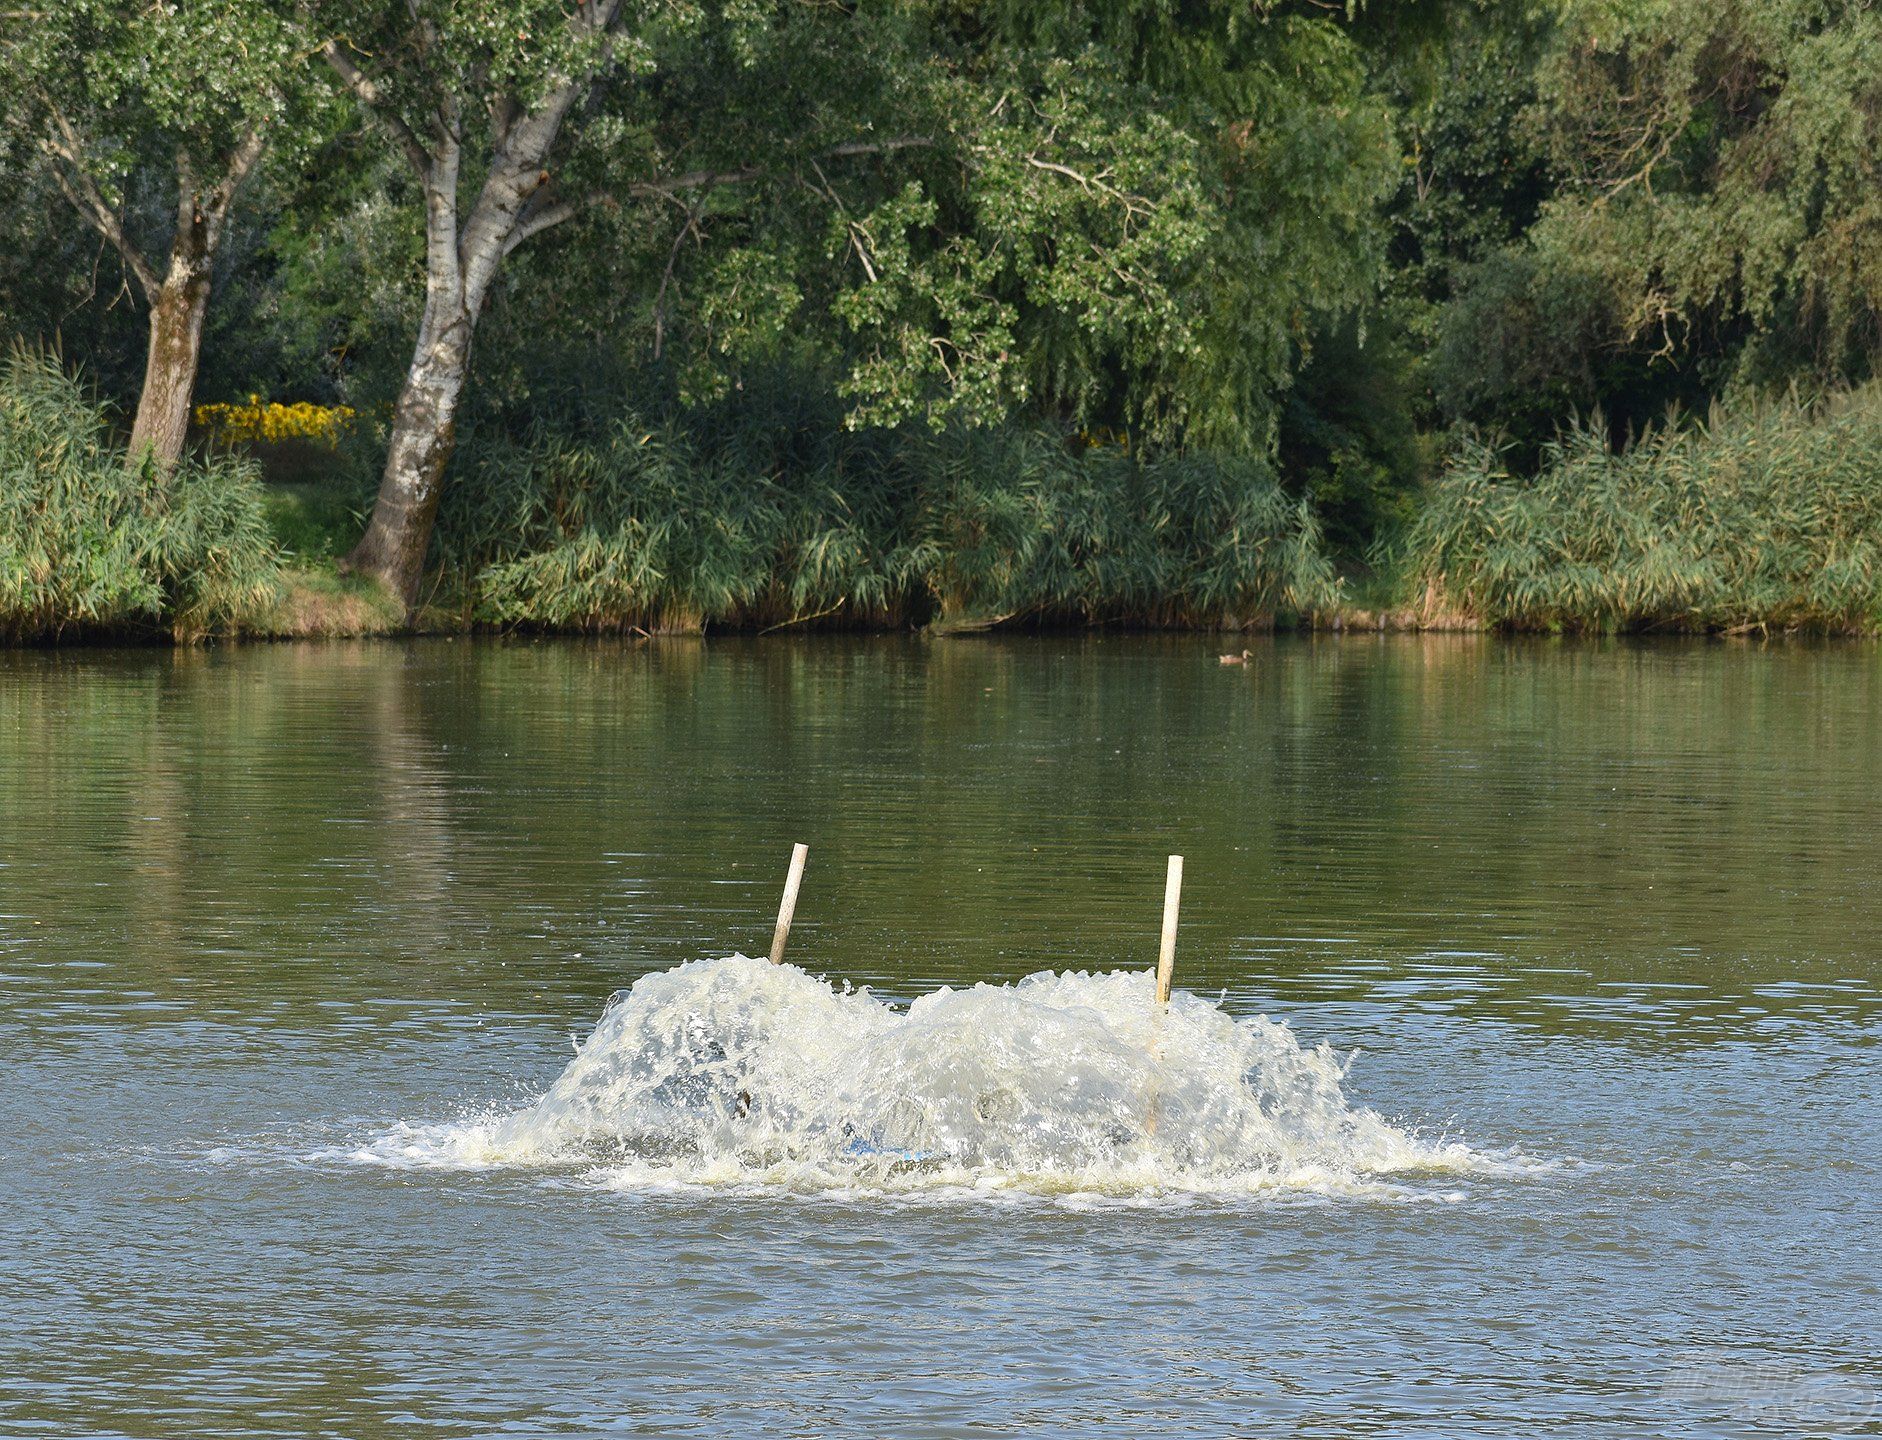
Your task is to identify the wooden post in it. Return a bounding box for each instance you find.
[1155,854,1183,1004]
[1146,854,1182,1139]
[768,842,809,964]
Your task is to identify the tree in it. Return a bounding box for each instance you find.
[1037,3,1399,456]
[305,0,631,603]
[307,0,1395,610]
[0,2,299,468]
[1530,0,1882,392]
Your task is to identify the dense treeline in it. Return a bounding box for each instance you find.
[3,0,1881,638]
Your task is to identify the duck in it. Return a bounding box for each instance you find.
[1218,649,1253,666]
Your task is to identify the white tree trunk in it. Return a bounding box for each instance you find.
[343,291,475,605]
[341,81,591,610]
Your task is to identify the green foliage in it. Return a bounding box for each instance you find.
[0,0,302,176]
[261,481,368,562]
[919,432,1336,626]
[1530,0,1882,389]
[11,0,1882,641]
[235,150,429,417]
[1271,3,1546,545]
[441,395,925,631]
[310,0,1396,452]
[1399,388,1882,633]
[0,159,149,399]
[1426,245,1676,461]
[820,11,1398,452]
[0,350,282,639]
[0,0,313,284]
[827,70,1219,439]
[439,381,1336,631]
[1277,315,1425,553]
[1379,6,1555,305]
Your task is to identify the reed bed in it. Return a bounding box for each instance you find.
[444,396,1336,632]
[28,350,1882,641]
[1400,389,1882,633]
[0,350,282,641]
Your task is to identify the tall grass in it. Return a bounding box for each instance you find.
[443,385,1336,631]
[441,406,924,631]
[1399,388,1882,633]
[920,429,1334,627]
[0,350,282,640]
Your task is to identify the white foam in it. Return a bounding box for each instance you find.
[349,956,1535,1204]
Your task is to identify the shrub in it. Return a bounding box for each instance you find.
[917,428,1335,626]
[193,396,358,487]
[0,350,282,640]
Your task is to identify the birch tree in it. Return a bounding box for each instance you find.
[305,0,638,604]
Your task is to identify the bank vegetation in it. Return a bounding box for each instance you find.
[6,0,1882,641]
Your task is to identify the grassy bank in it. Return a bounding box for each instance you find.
[1,352,1340,641]
[0,352,404,643]
[439,391,1336,632]
[0,352,281,642]
[9,351,1882,642]
[1396,387,1882,635]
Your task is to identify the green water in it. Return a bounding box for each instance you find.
[1,636,1876,1436]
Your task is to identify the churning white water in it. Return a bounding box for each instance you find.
[357,956,1522,1202]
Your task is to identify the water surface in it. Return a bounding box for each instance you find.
[1,636,1876,1437]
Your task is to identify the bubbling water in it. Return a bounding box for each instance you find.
[373,956,1512,1201]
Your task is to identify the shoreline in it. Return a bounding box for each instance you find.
[13,570,1879,647]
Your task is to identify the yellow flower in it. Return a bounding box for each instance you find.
[194,399,355,446]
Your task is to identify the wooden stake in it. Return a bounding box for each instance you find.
[768,842,809,964]
[1155,854,1183,1005]
[1145,853,1183,1139]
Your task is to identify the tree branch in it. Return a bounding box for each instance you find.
[487,92,519,153]
[321,39,432,177]
[38,108,159,303]
[216,129,269,211]
[628,166,763,198]
[625,137,933,202]
[501,192,591,256]
[457,0,627,307]
[198,128,268,256]
[823,136,934,160]
[652,200,705,360]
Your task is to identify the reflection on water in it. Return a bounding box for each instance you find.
[1,636,1876,1437]
[4,635,1877,1036]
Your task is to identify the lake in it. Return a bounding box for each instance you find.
[1,635,1876,1437]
